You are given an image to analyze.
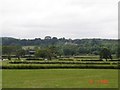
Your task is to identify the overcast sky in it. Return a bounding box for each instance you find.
[0,0,119,39]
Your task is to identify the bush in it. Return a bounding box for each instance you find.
[26,58,43,60]
[9,61,118,65]
[58,58,74,61]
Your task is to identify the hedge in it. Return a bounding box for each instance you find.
[9,61,118,65]
[2,65,119,69]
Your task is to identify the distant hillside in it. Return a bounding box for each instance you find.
[1,37,117,46]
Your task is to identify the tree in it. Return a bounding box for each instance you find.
[16,49,25,60]
[2,46,14,60]
[63,45,77,56]
[99,47,112,61]
[35,49,46,59]
[35,49,52,60]
[116,46,120,59]
[2,45,25,60]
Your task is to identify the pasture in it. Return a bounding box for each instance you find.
[2,69,118,88]
[0,70,2,89]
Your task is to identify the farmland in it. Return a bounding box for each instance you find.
[1,56,119,88]
[1,37,119,88]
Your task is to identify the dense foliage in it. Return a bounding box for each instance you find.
[100,48,112,60]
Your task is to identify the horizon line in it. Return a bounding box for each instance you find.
[1,36,118,40]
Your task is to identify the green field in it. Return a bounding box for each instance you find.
[0,70,2,89]
[2,69,118,88]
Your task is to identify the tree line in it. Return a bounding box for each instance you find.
[2,45,114,61]
[1,36,119,60]
[1,37,118,54]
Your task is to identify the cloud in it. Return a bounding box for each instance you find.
[0,0,118,39]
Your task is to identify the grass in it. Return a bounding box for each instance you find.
[0,70,2,89]
[2,69,118,88]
